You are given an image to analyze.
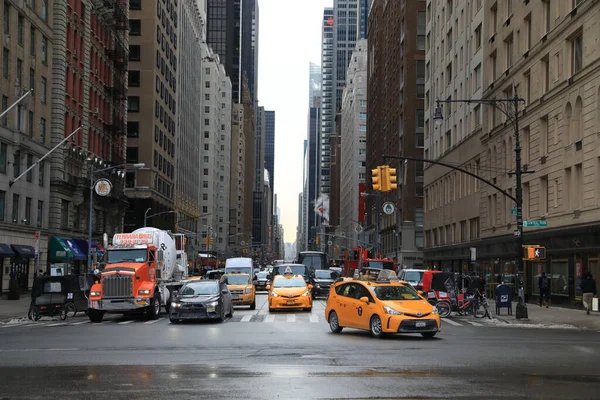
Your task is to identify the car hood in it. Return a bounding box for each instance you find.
[380,300,434,315]
[176,295,219,303]
[271,287,308,297]
[227,284,251,291]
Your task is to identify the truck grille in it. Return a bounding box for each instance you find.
[102,274,133,298]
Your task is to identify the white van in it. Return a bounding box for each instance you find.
[224,257,254,277]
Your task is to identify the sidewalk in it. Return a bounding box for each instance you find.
[0,295,31,323]
[490,301,600,330]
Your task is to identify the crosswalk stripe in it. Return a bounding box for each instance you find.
[143,318,163,325]
[442,318,463,326]
[71,321,90,325]
[118,320,135,325]
[287,314,296,322]
[240,315,253,322]
[264,314,275,322]
[309,315,319,323]
[466,321,483,326]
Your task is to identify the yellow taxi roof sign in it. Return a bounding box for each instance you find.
[284,266,293,275]
[376,269,400,283]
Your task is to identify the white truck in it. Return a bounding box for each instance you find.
[87,227,188,322]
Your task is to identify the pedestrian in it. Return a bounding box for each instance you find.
[538,272,550,308]
[580,272,597,315]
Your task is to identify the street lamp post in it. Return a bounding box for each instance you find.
[432,86,530,319]
[87,162,145,271]
[361,192,381,256]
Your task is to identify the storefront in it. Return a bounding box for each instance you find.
[48,236,86,275]
[71,239,105,269]
[425,223,600,306]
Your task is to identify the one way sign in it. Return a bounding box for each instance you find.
[524,245,546,260]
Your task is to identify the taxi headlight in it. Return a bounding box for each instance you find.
[138,289,151,295]
[271,292,278,297]
[302,290,310,296]
[90,291,101,296]
[383,305,403,315]
[432,306,439,315]
[244,288,253,294]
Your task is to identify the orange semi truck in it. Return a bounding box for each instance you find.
[87,227,188,322]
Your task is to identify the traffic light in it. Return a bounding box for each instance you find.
[371,167,382,191]
[387,167,398,191]
[523,245,546,260]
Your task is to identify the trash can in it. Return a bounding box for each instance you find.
[495,284,512,315]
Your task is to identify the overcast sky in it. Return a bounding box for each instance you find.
[258,0,333,244]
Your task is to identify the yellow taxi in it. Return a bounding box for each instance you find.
[221,272,256,310]
[267,268,313,312]
[325,269,440,338]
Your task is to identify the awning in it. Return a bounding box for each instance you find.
[72,239,104,259]
[11,245,35,258]
[0,243,15,257]
[49,236,73,262]
[63,238,86,261]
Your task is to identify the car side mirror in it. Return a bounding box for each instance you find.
[308,284,314,290]
[359,296,369,304]
[265,285,271,290]
[417,290,424,296]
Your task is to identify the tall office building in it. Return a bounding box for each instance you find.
[423,0,484,272]
[0,0,55,293]
[228,103,246,251]
[309,62,321,108]
[200,46,232,253]
[264,110,275,192]
[367,0,425,267]
[319,8,334,196]
[206,0,258,104]
[252,106,266,247]
[48,0,129,272]
[357,0,373,40]
[340,39,368,249]
[125,0,179,230]
[174,0,206,243]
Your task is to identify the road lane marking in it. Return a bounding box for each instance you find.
[240,315,253,322]
[71,321,90,325]
[309,315,319,323]
[286,314,296,322]
[143,318,164,325]
[46,323,68,327]
[264,315,275,322]
[442,319,463,326]
[573,345,594,354]
[118,320,135,325]
[466,321,483,326]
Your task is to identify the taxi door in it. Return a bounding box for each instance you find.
[332,283,358,328]
[352,283,377,330]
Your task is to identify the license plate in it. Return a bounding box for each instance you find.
[286,300,296,305]
[206,307,216,312]
[416,321,426,328]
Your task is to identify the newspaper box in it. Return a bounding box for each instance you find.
[495,284,512,316]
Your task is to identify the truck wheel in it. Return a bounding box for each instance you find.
[88,309,104,323]
[147,293,161,320]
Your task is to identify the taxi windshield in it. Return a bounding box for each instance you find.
[273,277,306,288]
[223,275,250,285]
[371,285,422,301]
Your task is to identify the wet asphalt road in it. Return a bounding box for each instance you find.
[1,293,599,399]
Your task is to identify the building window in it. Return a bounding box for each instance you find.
[38,160,44,186]
[126,147,139,163]
[416,109,424,147]
[11,194,19,223]
[130,0,142,10]
[128,96,140,112]
[26,154,33,182]
[571,32,583,75]
[60,199,68,228]
[28,111,34,136]
[469,217,480,240]
[474,24,482,51]
[37,200,43,227]
[125,171,135,188]
[504,35,513,69]
[128,70,140,87]
[41,36,47,64]
[417,11,426,50]
[543,0,551,34]
[416,60,425,98]
[0,190,4,221]
[2,48,8,78]
[205,81,210,88]
[1,96,6,126]
[129,19,141,35]
[13,151,20,177]
[24,197,31,225]
[3,2,9,34]
[0,142,6,174]
[129,45,141,61]
[41,0,47,21]
[40,76,47,103]
[17,14,23,45]
[39,117,46,143]
[127,121,139,137]
[474,63,481,91]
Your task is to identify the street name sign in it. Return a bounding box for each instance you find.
[523,220,547,227]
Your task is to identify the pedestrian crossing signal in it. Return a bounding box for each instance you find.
[524,245,546,260]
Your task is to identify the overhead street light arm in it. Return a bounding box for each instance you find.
[434,96,525,131]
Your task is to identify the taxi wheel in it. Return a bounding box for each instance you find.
[268,308,274,312]
[421,332,437,338]
[370,315,384,338]
[328,311,343,333]
[250,301,256,310]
